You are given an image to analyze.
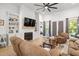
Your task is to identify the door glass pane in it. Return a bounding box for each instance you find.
[45,21,49,37]
[69,17,78,36]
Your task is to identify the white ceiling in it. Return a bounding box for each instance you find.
[0,3,79,12]
[21,3,79,12]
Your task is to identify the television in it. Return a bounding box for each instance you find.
[24,17,36,27]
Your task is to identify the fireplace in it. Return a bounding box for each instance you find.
[24,32,33,40]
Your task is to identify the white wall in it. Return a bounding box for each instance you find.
[18,5,40,39]
[0,4,40,46]
[0,4,20,46]
[0,4,19,34]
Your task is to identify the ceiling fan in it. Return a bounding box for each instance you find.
[34,3,58,12]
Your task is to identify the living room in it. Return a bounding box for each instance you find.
[0,3,79,56]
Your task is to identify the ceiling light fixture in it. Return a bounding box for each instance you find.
[45,6,48,9]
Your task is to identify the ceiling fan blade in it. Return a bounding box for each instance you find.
[43,3,50,6]
[47,8,51,12]
[36,8,43,10]
[49,3,58,6]
[49,7,58,9]
[46,3,50,6]
[34,4,43,7]
[43,3,46,6]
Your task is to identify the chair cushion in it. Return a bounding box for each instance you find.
[59,32,69,39]
[49,47,60,56]
[55,36,67,44]
[31,37,45,47]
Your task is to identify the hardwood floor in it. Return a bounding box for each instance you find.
[0,45,16,56]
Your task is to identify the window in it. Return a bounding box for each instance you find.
[68,17,78,36]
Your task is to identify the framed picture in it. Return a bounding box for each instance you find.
[0,20,4,26]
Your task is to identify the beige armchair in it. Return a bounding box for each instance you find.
[69,40,79,56]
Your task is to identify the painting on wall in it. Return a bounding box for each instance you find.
[0,20,4,26]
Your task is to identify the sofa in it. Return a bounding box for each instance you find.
[30,37,45,47]
[9,36,62,56]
